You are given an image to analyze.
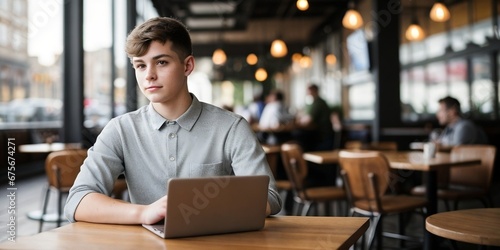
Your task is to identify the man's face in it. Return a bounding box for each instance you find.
[436,102,454,126]
[132,40,194,105]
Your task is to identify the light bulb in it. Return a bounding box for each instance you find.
[270,39,288,58]
[342,9,363,30]
[246,53,258,65]
[405,24,425,41]
[296,0,309,11]
[212,48,227,65]
[255,68,268,82]
[430,2,450,22]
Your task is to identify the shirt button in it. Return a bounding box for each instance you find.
[169,156,175,161]
[169,133,176,139]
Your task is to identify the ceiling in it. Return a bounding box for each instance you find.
[148,0,461,75]
[150,0,350,58]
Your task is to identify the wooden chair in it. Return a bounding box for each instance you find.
[411,144,496,210]
[40,149,87,232]
[280,142,345,216]
[339,150,427,250]
[263,144,292,192]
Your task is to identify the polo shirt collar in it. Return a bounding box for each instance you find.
[147,93,201,131]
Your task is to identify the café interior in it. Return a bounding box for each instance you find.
[1,0,500,249]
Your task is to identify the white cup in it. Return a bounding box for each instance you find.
[423,142,437,159]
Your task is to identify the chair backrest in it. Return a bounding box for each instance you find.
[449,145,496,190]
[262,144,281,178]
[344,140,363,150]
[280,143,308,199]
[368,141,398,151]
[45,149,87,190]
[339,150,391,211]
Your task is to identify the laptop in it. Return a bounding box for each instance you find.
[142,175,270,238]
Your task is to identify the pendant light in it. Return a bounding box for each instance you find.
[292,53,303,63]
[270,38,288,58]
[405,8,425,41]
[246,53,258,65]
[212,48,227,65]
[296,0,309,11]
[429,1,450,22]
[255,68,268,82]
[299,55,312,68]
[342,0,363,30]
[212,17,228,65]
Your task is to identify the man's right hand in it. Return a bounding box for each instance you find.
[140,195,168,225]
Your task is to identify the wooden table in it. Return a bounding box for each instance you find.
[303,149,340,164]
[19,142,82,153]
[1,216,370,249]
[426,208,500,246]
[302,150,481,250]
[409,142,452,152]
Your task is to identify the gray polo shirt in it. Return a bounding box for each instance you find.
[439,118,488,146]
[65,95,282,222]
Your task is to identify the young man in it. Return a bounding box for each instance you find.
[434,96,488,146]
[65,17,282,225]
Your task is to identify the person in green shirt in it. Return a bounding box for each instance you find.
[296,84,334,152]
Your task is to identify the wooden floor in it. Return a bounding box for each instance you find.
[1,173,71,242]
[1,171,499,249]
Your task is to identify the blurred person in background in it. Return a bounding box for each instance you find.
[295,84,334,152]
[258,90,295,145]
[247,93,265,125]
[433,96,488,147]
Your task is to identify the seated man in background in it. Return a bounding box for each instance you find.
[433,96,488,146]
[64,17,282,226]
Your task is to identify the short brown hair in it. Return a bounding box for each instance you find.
[439,96,462,116]
[125,17,192,60]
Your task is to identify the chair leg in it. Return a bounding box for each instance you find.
[39,188,51,233]
[481,196,492,208]
[366,215,381,250]
[57,190,63,227]
[375,215,383,250]
[292,202,301,216]
[398,213,406,248]
[453,200,459,211]
[443,200,451,211]
[301,202,313,216]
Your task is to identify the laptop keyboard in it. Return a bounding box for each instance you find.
[151,224,164,234]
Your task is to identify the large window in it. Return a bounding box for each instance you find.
[84,0,114,130]
[470,55,494,119]
[448,59,469,113]
[347,82,375,120]
[399,14,499,123]
[0,0,63,129]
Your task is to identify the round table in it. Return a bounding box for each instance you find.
[426,208,500,246]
